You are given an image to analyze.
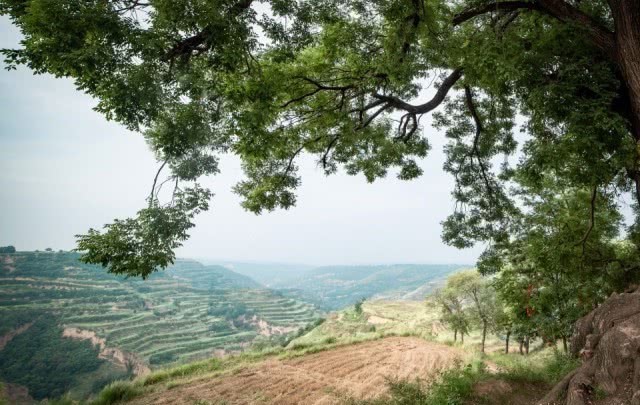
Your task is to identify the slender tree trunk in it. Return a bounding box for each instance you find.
[519,339,524,355]
[525,335,530,355]
[505,330,511,354]
[461,331,464,343]
[562,335,568,353]
[454,329,457,342]
[481,321,487,353]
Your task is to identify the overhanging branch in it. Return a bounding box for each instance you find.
[453,0,615,59]
[373,68,463,114]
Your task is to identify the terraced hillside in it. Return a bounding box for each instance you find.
[0,252,320,400]
[276,264,468,310]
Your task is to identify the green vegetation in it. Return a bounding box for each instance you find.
[0,317,104,400]
[90,381,143,405]
[4,0,640,401]
[431,271,498,352]
[0,247,15,254]
[349,349,578,405]
[0,252,320,400]
[277,264,465,310]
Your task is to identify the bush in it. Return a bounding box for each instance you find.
[149,352,178,365]
[91,381,142,405]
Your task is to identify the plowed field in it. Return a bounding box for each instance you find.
[132,336,464,405]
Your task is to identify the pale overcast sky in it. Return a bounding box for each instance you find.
[0,17,483,265]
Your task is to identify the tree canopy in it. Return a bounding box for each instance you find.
[2,0,640,279]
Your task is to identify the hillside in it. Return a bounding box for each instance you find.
[129,337,464,405]
[87,299,572,405]
[201,260,314,287]
[276,264,468,310]
[0,252,320,401]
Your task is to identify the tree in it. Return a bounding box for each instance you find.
[354,298,366,316]
[446,270,497,353]
[0,246,16,254]
[493,300,515,354]
[431,286,470,343]
[3,0,639,279]
[4,1,640,401]
[491,180,640,352]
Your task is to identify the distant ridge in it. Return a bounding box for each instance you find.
[274,263,469,310]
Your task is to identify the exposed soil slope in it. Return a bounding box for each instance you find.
[132,337,464,405]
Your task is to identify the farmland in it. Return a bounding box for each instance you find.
[0,252,320,400]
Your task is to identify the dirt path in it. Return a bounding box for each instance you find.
[132,337,464,405]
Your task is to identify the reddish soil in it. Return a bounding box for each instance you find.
[132,337,464,405]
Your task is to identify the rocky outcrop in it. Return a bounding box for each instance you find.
[0,322,34,351]
[62,327,150,376]
[540,288,640,405]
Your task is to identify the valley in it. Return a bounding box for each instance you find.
[0,252,466,402]
[274,264,467,310]
[0,252,319,400]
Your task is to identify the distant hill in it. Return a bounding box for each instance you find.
[0,252,319,401]
[166,259,262,289]
[199,260,314,286]
[275,264,468,310]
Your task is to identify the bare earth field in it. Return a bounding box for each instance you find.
[132,336,465,405]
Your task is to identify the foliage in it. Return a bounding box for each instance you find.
[354,298,365,315]
[431,270,498,348]
[0,252,320,400]
[0,246,16,253]
[488,181,640,346]
[76,187,212,278]
[4,0,638,278]
[0,316,104,400]
[350,347,579,405]
[90,380,142,405]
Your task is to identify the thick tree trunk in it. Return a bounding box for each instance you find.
[612,0,640,139]
[611,0,640,202]
[506,330,511,354]
[461,331,464,344]
[540,3,640,404]
[539,288,640,405]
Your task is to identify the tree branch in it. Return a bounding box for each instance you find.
[453,0,615,58]
[149,160,168,204]
[373,68,463,114]
[453,1,543,25]
[464,86,494,197]
[574,184,597,252]
[163,0,254,61]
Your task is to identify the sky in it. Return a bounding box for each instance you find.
[0,16,483,266]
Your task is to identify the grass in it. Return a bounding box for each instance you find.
[90,381,143,405]
[1,252,323,400]
[489,348,580,385]
[344,362,481,405]
[89,299,580,405]
[346,347,578,405]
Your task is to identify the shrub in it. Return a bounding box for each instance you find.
[91,381,142,405]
